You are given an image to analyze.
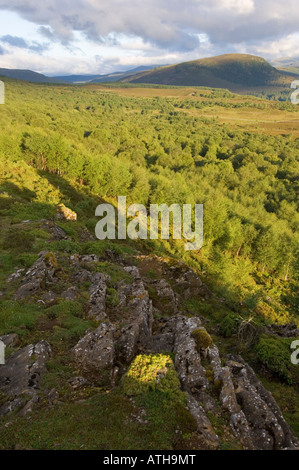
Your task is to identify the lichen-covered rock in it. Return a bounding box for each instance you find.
[0,333,19,348]
[227,357,299,450]
[116,268,153,363]
[72,322,115,370]
[186,394,219,449]
[88,272,110,321]
[0,340,52,416]
[55,203,77,221]
[14,251,57,300]
[149,278,180,314]
[6,268,25,283]
[265,323,299,338]
[61,286,79,301]
[41,220,68,240]
[39,290,58,306]
[173,316,209,392]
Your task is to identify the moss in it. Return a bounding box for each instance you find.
[256,335,299,385]
[192,328,213,351]
[123,354,185,404]
[97,262,133,286]
[44,251,58,269]
[47,301,83,318]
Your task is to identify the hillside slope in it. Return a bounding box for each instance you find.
[0,68,64,84]
[123,54,295,92]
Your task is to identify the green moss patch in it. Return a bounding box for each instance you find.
[192,328,213,351]
[123,354,185,403]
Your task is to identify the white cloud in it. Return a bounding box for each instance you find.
[0,1,298,74]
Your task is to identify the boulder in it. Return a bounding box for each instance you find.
[72,322,115,370]
[116,268,153,363]
[88,272,110,321]
[0,340,52,416]
[173,316,209,392]
[61,286,79,301]
[14,251,57,300]
[55,203,77,221]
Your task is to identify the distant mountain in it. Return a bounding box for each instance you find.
[270,57,299,68]
[54,65,166,84]
[0,56,296,91]
[0,68,65,83]
[270,57,299,77]
[52,74,101,83]
[121,54,295,92]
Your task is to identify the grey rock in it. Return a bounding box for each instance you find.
[0,397,24,416]
[0,334,19,348]
[72,322,115,370]
[14,252,57,300]
[41,220,68,241]
[39,290,57,306]
[143,333,174,354]
[116,269,153,363]
[0,340,52,416]
[80,254,99,264]
[71,269,92,284]
[150,279,180,314]
[88,272,110,321]
[7,268,25,283]
[173,316,209,392]
[265,323,299,338]
[68,377,88,389]
[47,388,59,405]
[227,357,299,450]
[61,286,78,301]
[186,394,219,449]
[19,395,40,416]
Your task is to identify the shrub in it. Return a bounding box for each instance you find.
[256,335,299,384]
[2,230,35,252]
[219,313,240,337]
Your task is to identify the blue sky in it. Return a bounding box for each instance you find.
[0,1,298,75]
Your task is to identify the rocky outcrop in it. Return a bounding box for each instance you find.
[265,324,299,338]
[41,220,69,240]
[141,309,299,450]
[115,267,153,363]
[14,251,57,300]
[61,286,79,301]
[149,279,180,314]
[72,322,115,370]
[2,249,298,450]
[227,356,299,450]
[55,203,77,221]
[88,273,110,321]
[0,334,19,348]
[173,316,209,392]
[0,340,52,416]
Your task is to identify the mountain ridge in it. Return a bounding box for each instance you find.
[121,54,296,92]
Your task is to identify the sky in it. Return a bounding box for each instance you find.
[0,0,298,76]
